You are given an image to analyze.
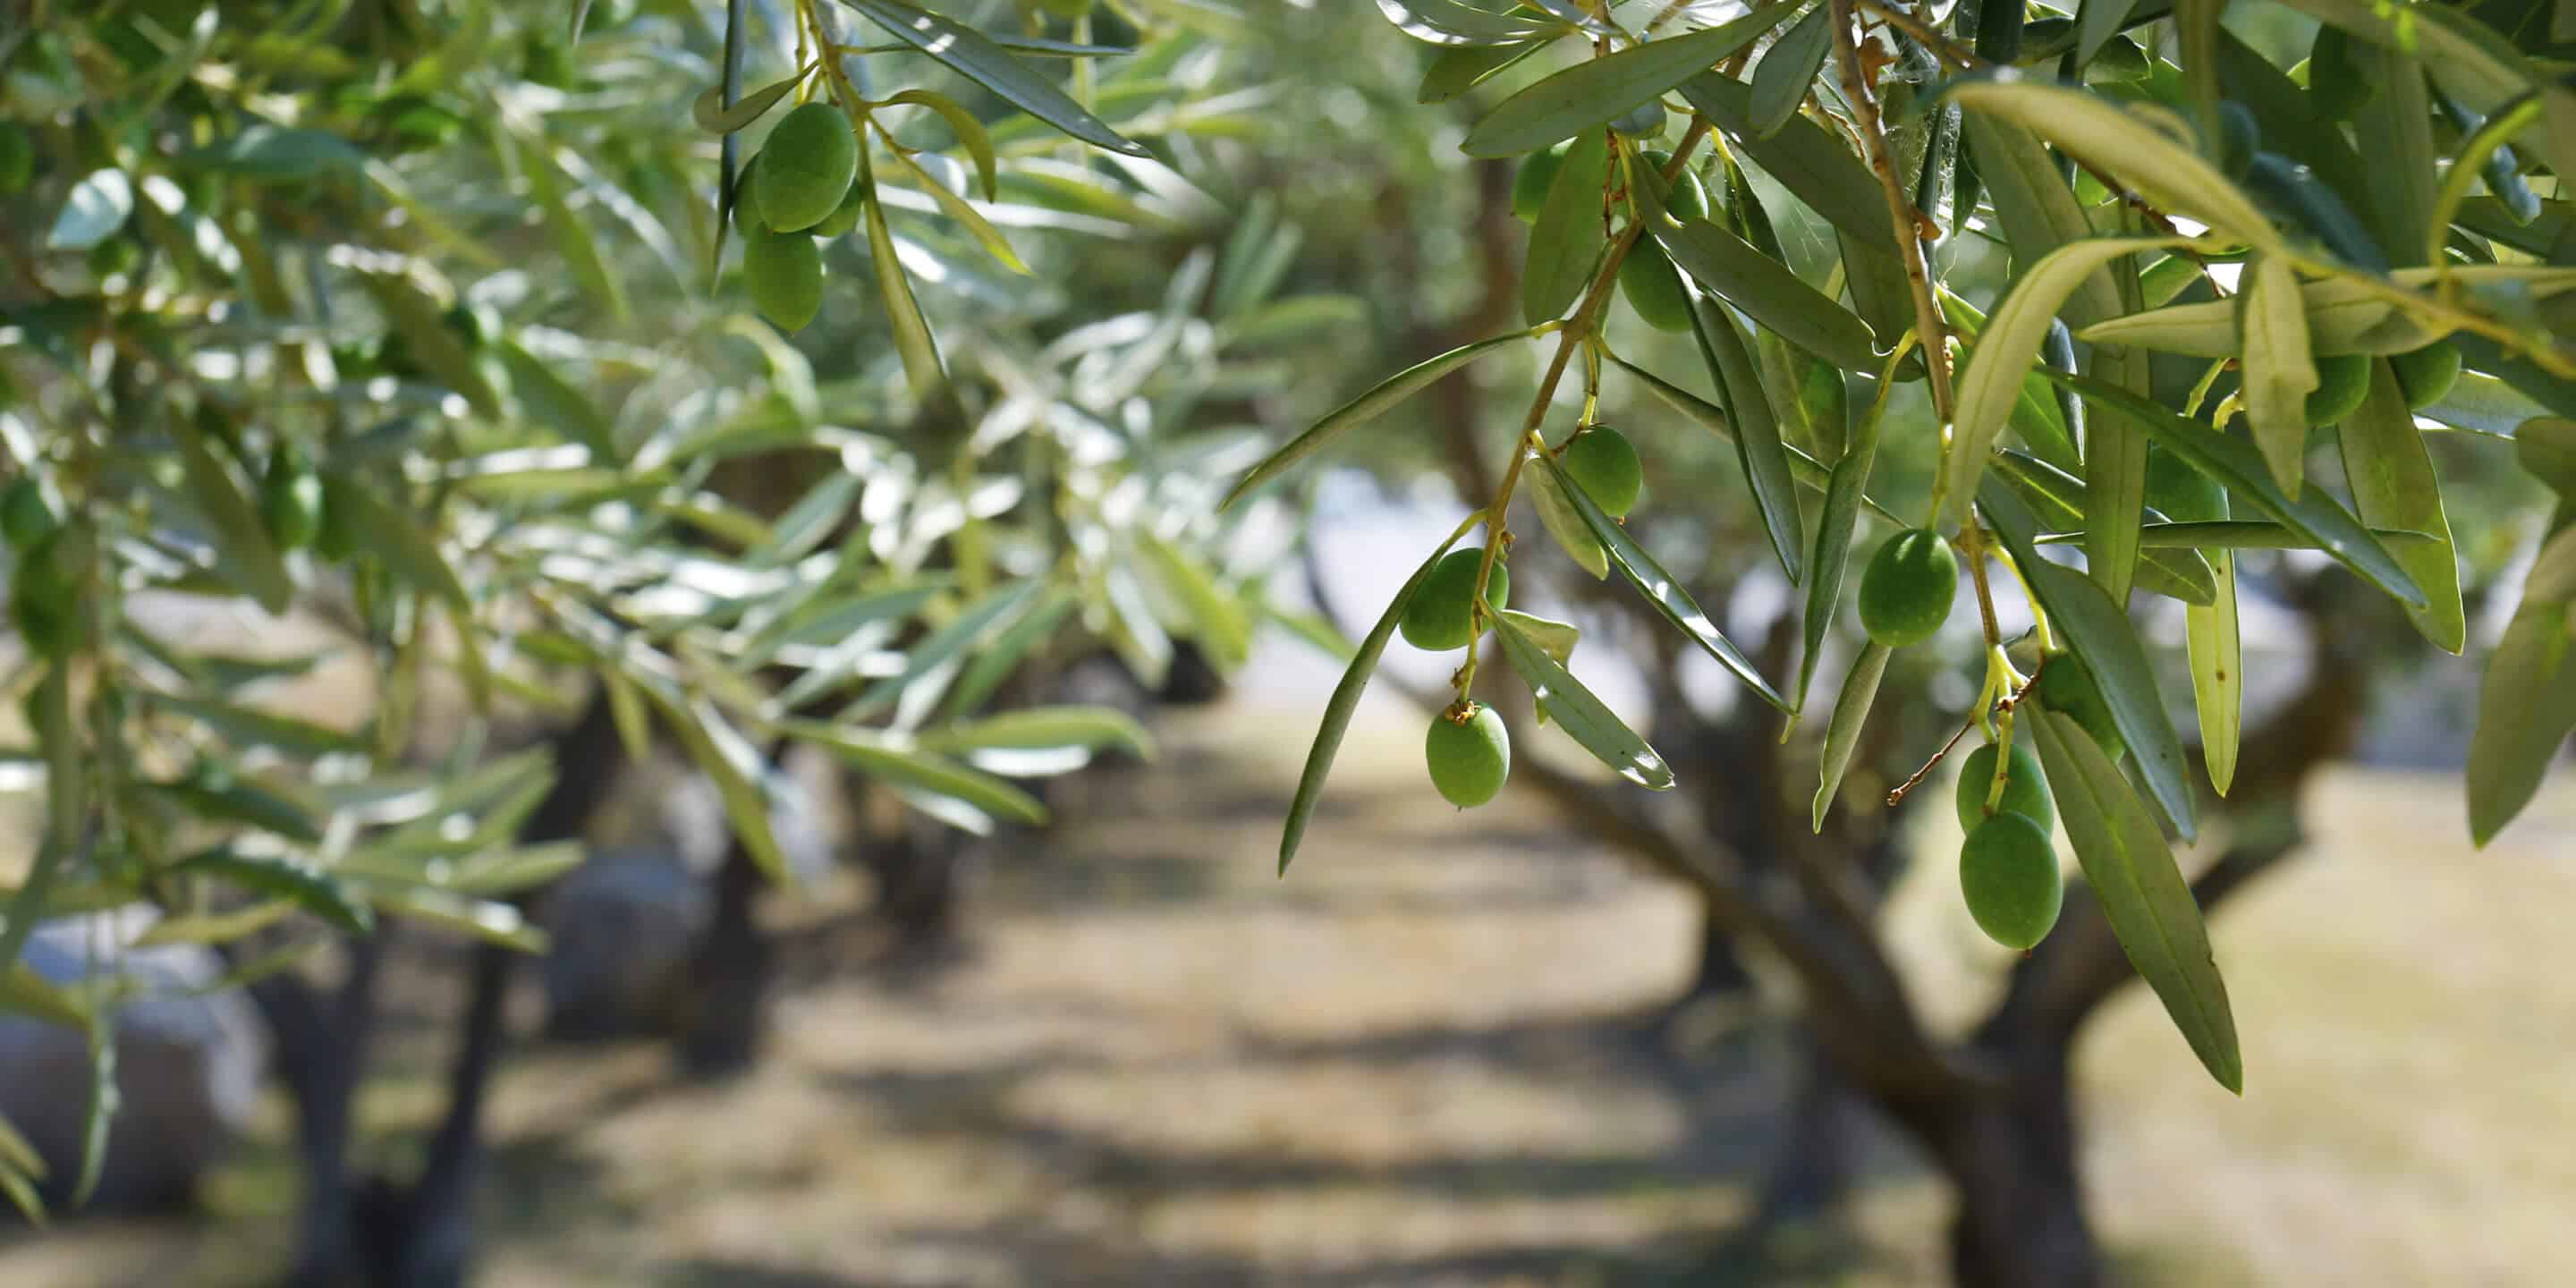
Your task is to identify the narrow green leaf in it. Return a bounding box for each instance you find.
[1495,609,1580,665]
[523,139,629,323]
[2240,255,2320,496]
[786,723,1047,825]
[2186,551,2241,795]
[1960,115,2127,329]
[1144,537,1253,669]
[0,965,89,1029]
[1941,236,2185,534]
[1461,7,1799,157]
[362,886,547,952]
[883,140,1027,274]
[1678,73,1895,255]
[1796,359,1894,709]
[131,902,299,948]
[2028,708,2241,1093]
[173,413,292,615]
[1537,451,1790,711]
[1945,78,2282,252]
[2351,42,2438,267]
[836,0,1149,156]
[2469,547,2576,845]
[155,693,365,758]
[1980,483,2199,839]
[2041,369,2429,608]
[1609,352,1905,525]
[944,587,1079,721]
[1523,130,1609,326]
[2340,358,2465,653]
[921,707,1157,760]
[149,774,321,844]
[1420,41,1547,105]
[860,165,953,409]
[353,274,506,417]
[1812,640,1891,831]
[1491,613,1674,789]
[321,472,470,607]
[2037,520,2443,551]
[1222,331,1527,509]
[1279,528,1469,874]
[2074,0,2140,65]
[886,89,1001,201]
[1685,298,1806,580]
[651,691,790,883]
[1377,0,1556,45]
[1658,216,1882,370]
[2079,276,2445,356]
[1750,4,1831,137]
[174,848,373,935]
[72,1016,115,1206]
[1527,452,1611,579]
[496,343,614,458]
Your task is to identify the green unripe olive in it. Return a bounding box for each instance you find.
[1400,547,1509,652]
[1561,425,1643,519]
[1609,97,1666,140]
[742,225,825,333]
[1857,528,1957,648]
[1959,813,2064,950]
[2143,446,2225,523]
[11,534,79,661]
[2036,653,2124,764]
[2304,352,2370,426]
[1425,702,1511,809]
[2391,340,2461,411]
[2214,100,2260,181]
[1638,148,1707,223]
[0,479,58,551]
[809,179,865,239]
[1511,140,1572,223]
[0,124,31,193]
[522,35,575,88]
[755,103,860,233]
[731,153,768,233]
[260,449,323,552]
[1620,241,1695,333]
[1953,741,2054,835]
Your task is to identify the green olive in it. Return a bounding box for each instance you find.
[2390,340,2461,411]
[1561,426,1643,519]
[1399,547,1508,652]
[2036,653,2125,764]
[754,103,860,233]
[1619,242,1695,333]
[1953,741,2054,835]
[0,479,58,552]
[2305,352,2370,426]
[2144,446,2226,523]
[260,448,323,552]
[1959,812,2064,950]
[1426,702,1511,808]
[1511,140,1572,223]
[1858,529,1958,648]
[742,225,825,333]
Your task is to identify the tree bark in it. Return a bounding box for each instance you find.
[674,836,771,1079]
[1902,1044,2100,1288]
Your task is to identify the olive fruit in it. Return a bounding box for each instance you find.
[1400,547,1509,651]
[1426,702,1511,809]
[731,153,768,232]
[809,179,865,239]
[1858,528,1958,648]
[0,479,58,551]
[261,448,323,551]
[2036,653,2124,763]
[2143,446,2225,523]
[755,103,860,233]
[2391,340,2460,411]
[1959,813,2064,950]
[2304,352,2370,426]
[1638,148,1708,222]
[0,124,31,194]
[1561,426,1643,518]
[1610,97,1666,140]
[1953,740,2054,835]
[11,533,79,661]
[1511,140,1572,223]
[1620,242,1695,333]
[741,225,825,333]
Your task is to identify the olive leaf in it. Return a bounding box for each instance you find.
[1377,0,1557,46]
[2029,708,2242,1094]
[2238,255,2320,496]
[1222,330,1529,509]
[1945,78,2283,253]
[1750,4,1832,137]
[692,73,803,134]
[1491,612,1675,789]
[1657,216,1883,371]
[2186,549,2242,796]
[1811,641,1891,832]
[836,0,1149,157]
[1523,130,1609,326]
[1684,296,1806,582]
[2339,359,2465,653]
[1278,527,1470,875]
[1461,6,1798,157]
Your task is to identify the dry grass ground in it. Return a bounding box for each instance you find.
[4,638,2575,1286]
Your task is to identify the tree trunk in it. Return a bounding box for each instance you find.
[1905,1046,2101,1288]
[1686,902,1755,997]
[674,838,770,1079]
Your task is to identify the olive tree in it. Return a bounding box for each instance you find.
[0,0,1333,1281]
[1230,1,2572,1284]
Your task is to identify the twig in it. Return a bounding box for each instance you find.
[1852,0,1980,71]
[1830,0,1955,423]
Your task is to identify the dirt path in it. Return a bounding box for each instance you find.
[8,642,2576,1285]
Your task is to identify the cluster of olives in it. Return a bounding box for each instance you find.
[1413,424,1646,809]
[733,102,862,334]
[1953,737,2063,950]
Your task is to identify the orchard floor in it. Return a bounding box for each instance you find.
[6,652,2576,1286]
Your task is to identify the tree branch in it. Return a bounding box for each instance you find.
[1832,0,1956,421]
